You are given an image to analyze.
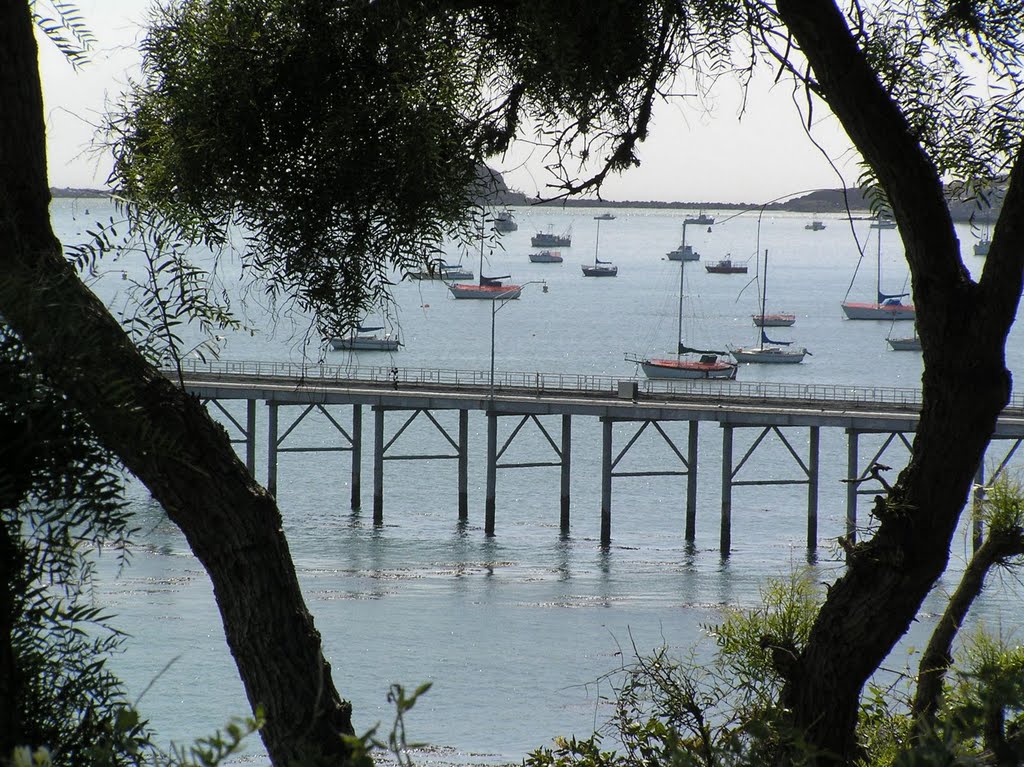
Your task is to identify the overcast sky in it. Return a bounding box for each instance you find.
[36,1,861,205]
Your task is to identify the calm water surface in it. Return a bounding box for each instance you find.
[54,198,1022,764]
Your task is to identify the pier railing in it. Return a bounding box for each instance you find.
[167,358,1024,414]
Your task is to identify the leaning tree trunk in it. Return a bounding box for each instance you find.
[772,0,1024,762]
[0,5,355,765]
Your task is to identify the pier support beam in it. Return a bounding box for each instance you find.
[373,406,384,525]
[246,399,257,474]
[601,417,612,547]
[486,410,497,536]
[686,421,699,542]
[846,429,859,545]
[351,404,362,510]
[267,402,279,498]
[459,410,469,521]
[807,426,820,551]
[721,424,733,555]
[560,414,572,533]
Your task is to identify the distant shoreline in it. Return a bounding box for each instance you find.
[51,186,999,222]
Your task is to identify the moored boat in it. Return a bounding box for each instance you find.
[529,250,563,263]
[840,226,914,320]
[450,212,522,299]
[684,211,714,226]
[581,217,617,277]
[752,313,797,327]
[731,249,807,364]
[493,210,518,233]
[705,258,747,274]
[666,222,700,261]
[627,251,737,380]
[531,227,572,248]
[581,260,617,277]
[887,335,921,351]
[330,326,401,352]
[409,262,473,280]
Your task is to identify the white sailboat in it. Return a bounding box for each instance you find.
[732,250,807,364]
[581,215,618,277]
[841,226,915,320]
[330,323,401,352]
[449,212,522,299]
[887,321,922,351]
[626,249,737,380]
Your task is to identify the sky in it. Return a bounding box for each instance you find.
[36,1,862,205]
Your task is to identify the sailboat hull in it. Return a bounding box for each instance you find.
[841,301,915,320]
[752,313,796,327]
[731,346,806,364]
[330,335,400,351]
[581,264,617,277]
[887,336,921,351]
[448,283,522,299]
[641,357,737,380]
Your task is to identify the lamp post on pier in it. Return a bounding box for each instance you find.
[489,280,548,398]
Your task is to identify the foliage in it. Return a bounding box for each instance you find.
[976,473,1024,547]
[344,682,432,767]
[64,204,244,375]
[526,573,823,767]
[163,713,262,767]
[30,0,94,69]
[0,325,153,765]
[526,582,1024,767]
[107,0,493,339]
[938,630,1024,764]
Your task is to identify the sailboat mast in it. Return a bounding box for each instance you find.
[759,249,769,350]
[479,209,486,285]
[594,217,601,265]
[876,227,882,302]
[676,221,687,360]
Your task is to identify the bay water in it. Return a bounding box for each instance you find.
[51,198,1022,764]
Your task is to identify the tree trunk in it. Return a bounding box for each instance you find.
[772,0,1024,762]
[1,5,355,765]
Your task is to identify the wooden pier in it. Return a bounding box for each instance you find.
[171,359,1024,553]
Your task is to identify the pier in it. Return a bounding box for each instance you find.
[170,359,1024,553]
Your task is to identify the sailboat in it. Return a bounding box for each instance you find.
[448,212,522,299]
[887,322,922,351]
[887,333,921,351]
[749,249,795,326]
[625,251,737,380]
[731,250,807,364]
[840,227,915,320]
[329,323,401,351]
[581,216,618,277]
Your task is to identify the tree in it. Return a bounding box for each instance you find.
[7,0,1024,765]
[2,3,355,764]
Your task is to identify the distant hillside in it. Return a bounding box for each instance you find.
[512,185,1004,222]
[51,187,111,199]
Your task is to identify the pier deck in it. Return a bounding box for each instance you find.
[169,359,1024,552]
